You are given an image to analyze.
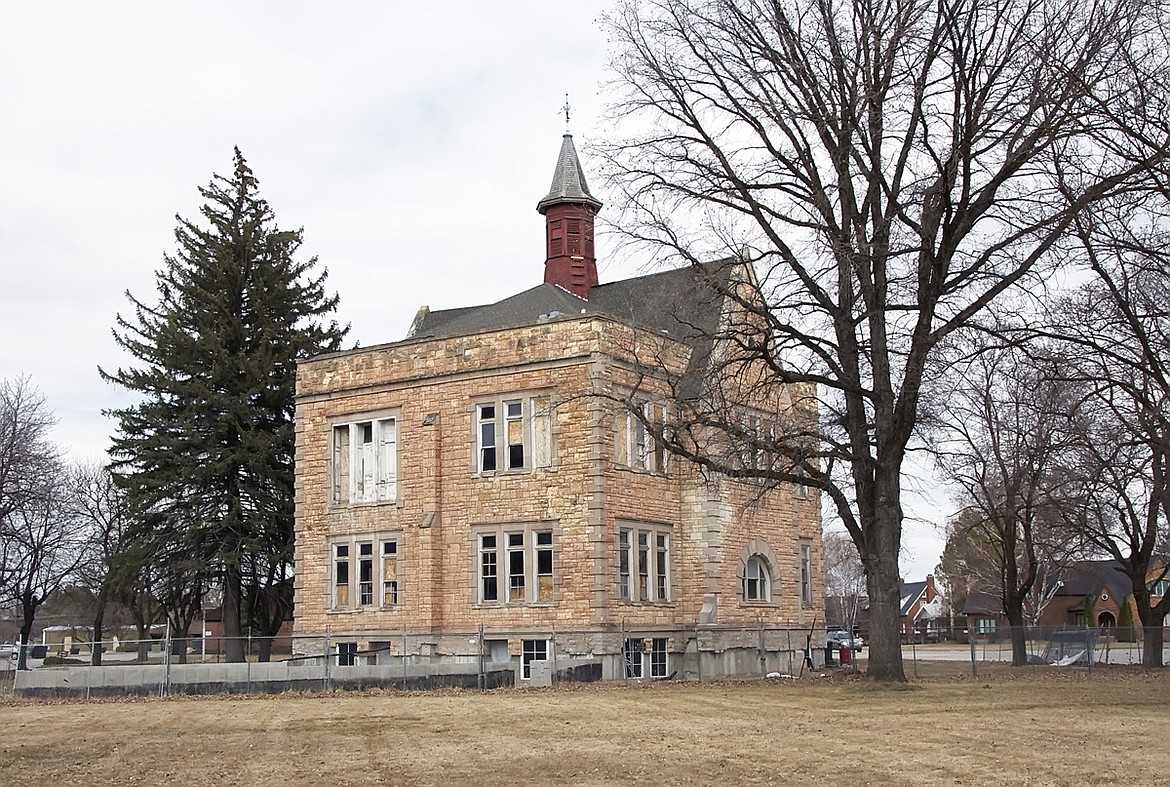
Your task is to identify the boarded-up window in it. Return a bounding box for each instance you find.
[382,539,398,606]
[536,531,554,601]
[334,543,350,607]
[532,397,553,469]
[505,401,525,469]
[332,417,397,504]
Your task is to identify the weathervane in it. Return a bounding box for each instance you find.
[562,93,572,132]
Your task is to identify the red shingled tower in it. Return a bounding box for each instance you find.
[537,132,603,299]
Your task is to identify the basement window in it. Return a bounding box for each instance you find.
[623,638,645,679]
[521,639,548,680]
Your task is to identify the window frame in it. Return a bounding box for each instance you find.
[521,638,548,680]
[474,394,554,475]
[617,523,672,603]
[330,532,403,611]
[476,525,556,605]
[615,400,668,473]
[743,555,772,603]
[330,413,399,506]
[799,542,813,607]
[622,638,645,679]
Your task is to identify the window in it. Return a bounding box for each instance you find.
[382,539,399,606]
[331,533,402,610]
[1149,578,1169,597]
[334,544,350,607]
[477,527,555,604]
[521,639,547,680]
[800,543,813,606]
[357,541,374,605]
[623,638,644,678]
[337,642,357,666]
[739,413,777,471]
[332,416,397,504]
[476,396,553,473]
[974,617,997,634]
[624,638,668,679]
[618,524,671,602]
[743,556,771,602]
[535,531,554,601]
[614,401,667,473]
[650,638,669,678]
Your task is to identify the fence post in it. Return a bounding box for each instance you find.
[758,619,766,676]
[969,631,977,677]
[323,631,332,692]
[477,624,485,691]
[402,628,408,689]
[161,621,172,697]
[551,624,557,685]
[620,619,626,682]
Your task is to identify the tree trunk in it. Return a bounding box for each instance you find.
[1004,605,1029,667]
[256,635,274,663]
[863,499,907,682]
[91,588,109,667]
[1142,623,1165,668]
[222,563,245,662]
[16,599,35,672]
[132,620,150,661]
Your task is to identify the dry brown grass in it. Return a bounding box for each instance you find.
[1,663,1167,786]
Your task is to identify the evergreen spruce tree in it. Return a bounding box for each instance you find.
[103,149,347,661]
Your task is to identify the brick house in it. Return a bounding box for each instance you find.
[292,131,823,682]
[960,561,1169,637]
[899,575,944,642]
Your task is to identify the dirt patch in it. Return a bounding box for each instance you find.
[1,666,1166,786]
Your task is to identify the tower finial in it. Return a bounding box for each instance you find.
[562,93,572,133]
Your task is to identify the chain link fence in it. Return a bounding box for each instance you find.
[895,625,1170,676]
[5,620,829,698]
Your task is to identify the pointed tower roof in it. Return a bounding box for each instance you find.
[536,133,603,214]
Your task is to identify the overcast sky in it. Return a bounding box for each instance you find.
[0,1,945,579]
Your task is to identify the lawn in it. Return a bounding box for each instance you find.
[1,663,1166,785]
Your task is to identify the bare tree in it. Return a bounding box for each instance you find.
[822,530,866,632]
[927,342,1081,664]
[2,473,89,669]
[1053,270,1170,664]
[70,461,133,666]
[598,0,1169,680]
[1,377,59,573]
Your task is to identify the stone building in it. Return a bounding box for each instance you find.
[292,131,823,682]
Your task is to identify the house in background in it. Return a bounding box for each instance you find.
[292,129,823,682]
[899,575,945,642]
[959,560,1169,638]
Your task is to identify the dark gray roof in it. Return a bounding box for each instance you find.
[536,133,602,213]
[1053,560,1132,600]
[406,261,739,390]
[899,580,928,616]
[961,591,1002,616]
[407,284,588,340]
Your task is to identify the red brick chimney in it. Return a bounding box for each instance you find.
[537,132,602,299]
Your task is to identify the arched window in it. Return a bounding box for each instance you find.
[743,556,771,602]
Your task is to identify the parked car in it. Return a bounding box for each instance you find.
[826,630,863,652]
